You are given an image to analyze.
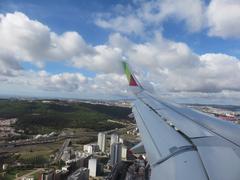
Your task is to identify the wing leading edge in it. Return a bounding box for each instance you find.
[122,62,240,180]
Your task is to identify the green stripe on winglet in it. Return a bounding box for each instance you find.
[122,61,131,82]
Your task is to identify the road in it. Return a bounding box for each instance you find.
[0,132,97,150]
[15,168,44,180]
[53,138,71,163]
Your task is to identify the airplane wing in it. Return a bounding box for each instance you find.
[122,62,240,180]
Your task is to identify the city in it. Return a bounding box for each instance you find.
[0,99,239,179]
[1,0,240,179]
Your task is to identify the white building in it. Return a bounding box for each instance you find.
[119,137,124,144]
[110,134,119,153]
[2,164,8,170]
[110,134,119,146]
[88,158,97,177]
[0,118,17,126]
[75,151,88,158]
[83,144,99,154]
[97,132,106,152]
[61,149,71,162]
[34,134,42,139]
[121,145,127,160]
[21,177,34,180]
[62,166,70,172]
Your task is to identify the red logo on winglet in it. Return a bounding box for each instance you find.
[129,75,138,86]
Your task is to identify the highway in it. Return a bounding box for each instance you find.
[15,168,44,180]
[0,132,97,150]
[53,138,71,163]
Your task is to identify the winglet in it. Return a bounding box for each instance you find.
[122,61,142,87]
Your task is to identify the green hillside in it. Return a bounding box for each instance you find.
[0,99,131,134]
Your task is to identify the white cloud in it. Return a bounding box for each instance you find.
[37,72,87,92]
[89,73,128,96]
[0,69,128,99]
[71,45,123,74]
[0,12,92,69]
[139,0,206,32]
[0,70,87,92]
[0,12,51,66]
[96,15,144,35]
[48,32,93,60]
[95,0,240,39]
[95,0,205,34]
[106,33,240,93]
[1,11,240,103]
[198,53,240,91]
[207,0,240,38]
[0,12,123,76]
[0,52,22,76]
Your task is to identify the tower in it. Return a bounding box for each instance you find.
[110,134,119,153]
[110,143,122,166]
[97,132,106,152]
[88,158,97,177]
[110,134,119,146]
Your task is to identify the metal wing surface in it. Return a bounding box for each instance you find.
[122,62,240,180]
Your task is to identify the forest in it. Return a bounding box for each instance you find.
[0,99,131,134]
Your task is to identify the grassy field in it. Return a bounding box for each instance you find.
[0,141,63,179]
[2,168,43,180]
[17,142,61,160]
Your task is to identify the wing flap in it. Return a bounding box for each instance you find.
[193,136,240,180]
[137,92,214,138]
[151,151,208,180]
[133,99,208,180]
[133,99,191,163]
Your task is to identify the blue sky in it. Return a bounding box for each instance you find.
[0,0,240,104]
[0,0,121,43]
[2,0,240,57]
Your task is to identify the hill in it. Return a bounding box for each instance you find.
[0,99,131,134]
